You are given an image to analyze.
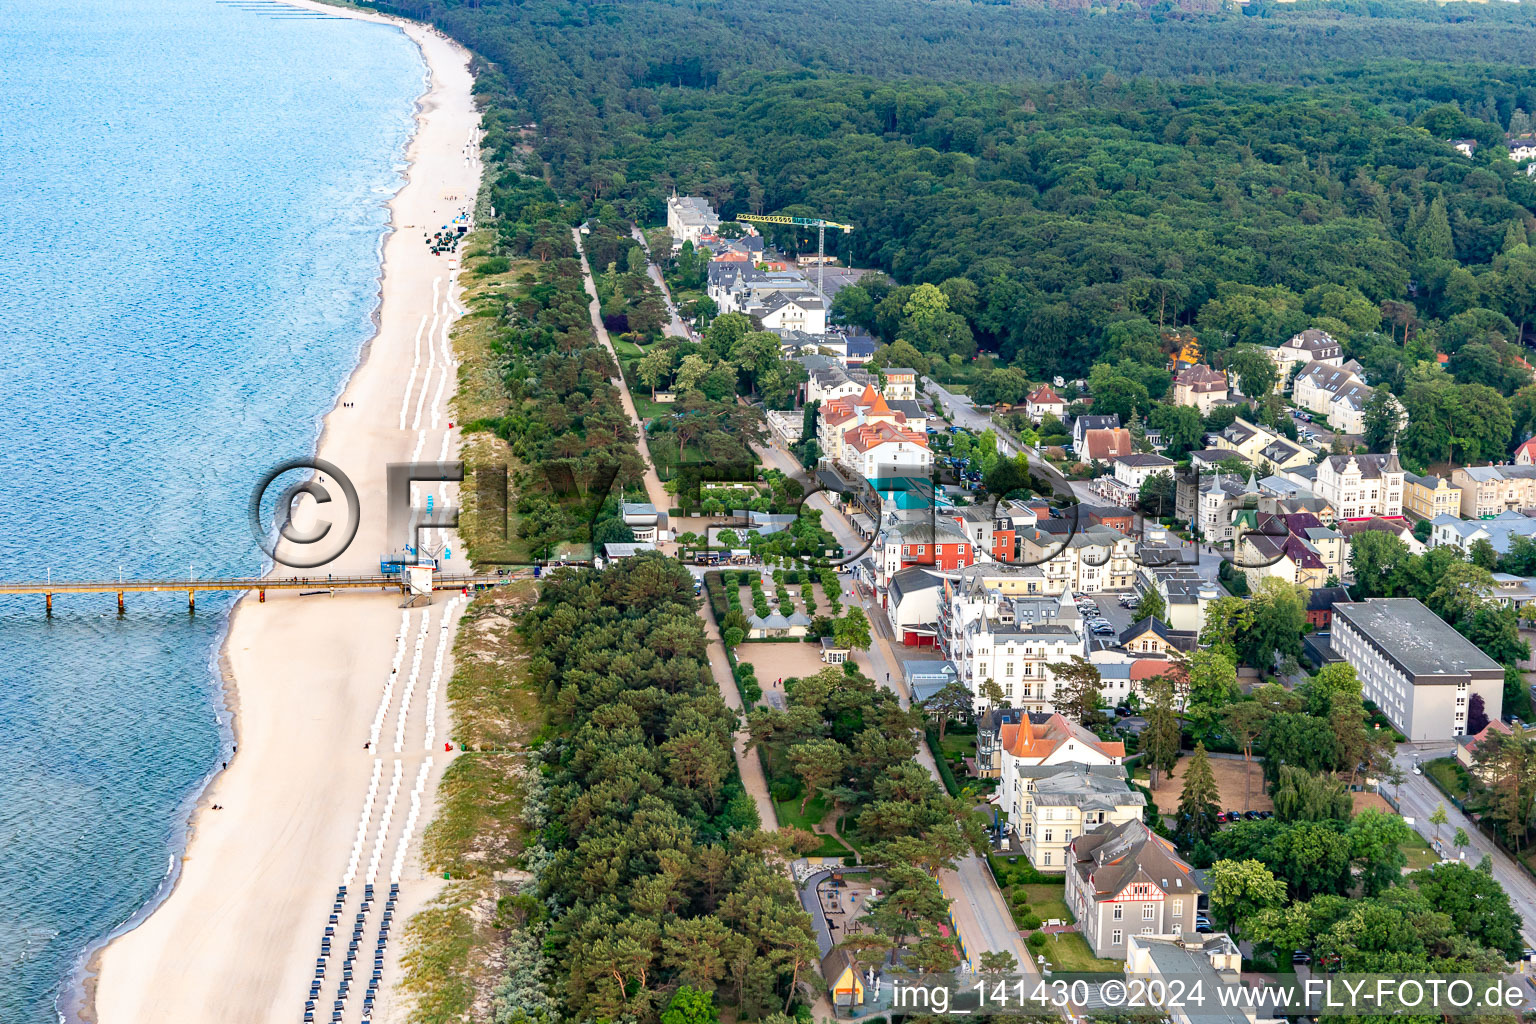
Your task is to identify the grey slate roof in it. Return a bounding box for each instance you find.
[1071,819,1202,901]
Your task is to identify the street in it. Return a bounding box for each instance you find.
[921,377,1095,505]
[629,225,690,338]
[1391,743,1536,945]
[755,438,1036,977]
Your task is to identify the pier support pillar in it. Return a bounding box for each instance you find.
[188,590,195,614]
[259,589,265,603]
[117,591,124,616]
[45,593,51,616]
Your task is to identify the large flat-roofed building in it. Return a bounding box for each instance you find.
[1331,598,1503,741]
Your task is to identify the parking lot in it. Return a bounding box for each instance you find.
[1075,591,1138,651]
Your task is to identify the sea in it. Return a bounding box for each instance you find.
[0,1,425,1019]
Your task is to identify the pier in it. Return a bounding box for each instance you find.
[0,572,523,615]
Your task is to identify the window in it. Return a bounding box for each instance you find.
[1143,905,1155,920]
[1141,926,1154,936]
[1112,930,1123,945]
[1005,662,1014,677]
[1113,905,1123,920]
[1044,851,1052,866]
[1043,829,1054,843]
[1171,900,1182,917]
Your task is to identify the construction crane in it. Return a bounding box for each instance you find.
[735,213,854,300]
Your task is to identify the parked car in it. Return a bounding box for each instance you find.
[1244,810,1261,820]
[1214,812,1228,823]
[1292,951,1312,965]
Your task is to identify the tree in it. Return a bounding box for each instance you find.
[1199,596,1253,663]
[1411,861,1524,962]
[1175,743,1222,850]
[1471,726,1536,852]
[923,680,973,741]
[1226,345,1279,398]
[978,950,1018,974]
[1362,388,1402,452]
[1468,693,1490,735]
[1206,859,1286,933]
[1429,803,1449,848]
[1143,678,1183,790]
[1183,650,1240,743]
[626,244,649,276]
[1346,808,1410,896]
[1221,701,1272,811]
[833,607,871,651]
[979,676,1007,708]
[1047,656,1104,727]
[1453,826,1471,855]
[1133,587,1167,624]
[1149,403,1204,458]
[788,738,846,813]
[1238,578,1306,673]
[1348,529,1411,599]
[661,986,719,1024]
[1271,765,1352,823]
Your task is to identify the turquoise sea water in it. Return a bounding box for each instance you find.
[0,2,424,1019]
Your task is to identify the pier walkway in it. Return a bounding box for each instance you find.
[0,572,521,613]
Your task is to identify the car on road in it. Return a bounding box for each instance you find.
[1292,951,1312,965]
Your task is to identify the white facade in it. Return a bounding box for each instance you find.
[666,195,720,247]
[1313,453,1404,520]
[942,583,1086,713]
[1113,454,1176,493]
[1332,599,1503,742]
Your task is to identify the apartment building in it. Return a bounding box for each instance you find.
[1170,363,1228,414]
[1332,598,1503,742]
[1009,764,1145,873]
[1452,464,1536,518]
[666,194,720,247]
[1313,451,1404,520]
[939,577,1086,713]
[1403,472,1462,521]
[1018,523,1137,593]
[1066,820,1204,958]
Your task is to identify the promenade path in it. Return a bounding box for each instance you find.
[573,228,778,831]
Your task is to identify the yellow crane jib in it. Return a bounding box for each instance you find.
[737,213,855,233]
[734,213,855,297]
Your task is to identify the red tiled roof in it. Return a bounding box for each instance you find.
[1082,428,1134,461]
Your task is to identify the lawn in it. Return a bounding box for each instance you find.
[608,336,645,360]
[1016,883,1072,925]
[938,729,976,763]
[630,393,673,423]
[773,792,849,858]
[1400,830,1438,872]
[1037,932,1122,974]
[1425,756,1471,799]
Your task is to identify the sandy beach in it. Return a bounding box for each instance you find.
[90,6,482,1022]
